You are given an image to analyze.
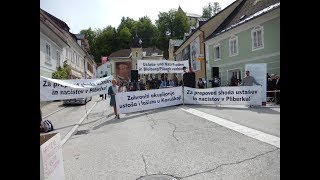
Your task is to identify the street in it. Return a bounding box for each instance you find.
[41,95,280,180]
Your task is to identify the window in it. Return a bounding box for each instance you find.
[45,42,51,64]
[213,43,221,60]
[101,71,103,74]
[56,51,61,68]
[71,52,75,63]
[251,26,264,50]
[229,36,238,56]
[76,55,79,66]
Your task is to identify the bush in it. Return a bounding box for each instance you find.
[52,63,71,79]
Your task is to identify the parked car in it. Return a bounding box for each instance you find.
[63,96,92,105]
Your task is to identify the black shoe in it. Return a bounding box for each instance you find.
[117,114,120,119]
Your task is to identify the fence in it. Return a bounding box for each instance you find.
[266,90,280,103]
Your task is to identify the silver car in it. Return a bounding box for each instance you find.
[63,96,92,105]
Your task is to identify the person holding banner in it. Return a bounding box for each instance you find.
[108,79,120,119]
[241,70,262,107]
[241,70,261,86]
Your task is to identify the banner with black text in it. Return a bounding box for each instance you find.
[137,60,189,74]
[184,86,262,105]
[116,87,183,114]
[40,76,113,101]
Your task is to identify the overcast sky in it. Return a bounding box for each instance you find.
[40,0,236,34]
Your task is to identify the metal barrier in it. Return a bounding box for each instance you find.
[266,90,280,103]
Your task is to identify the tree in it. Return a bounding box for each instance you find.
[156,8,190,59]
[135,16,158,48]
[80,28,96,54]
[117,17,137,36]
[95,26,119,61]
[118,26,132,49]
[212,2,221,16]
[52,63,71,79]
[202,3,213,18]
[202,2,221,18]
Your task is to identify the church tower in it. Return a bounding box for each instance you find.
[130,33,143,70]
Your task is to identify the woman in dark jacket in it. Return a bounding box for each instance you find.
[108,79,119,119]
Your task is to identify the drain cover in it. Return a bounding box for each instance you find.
[138,175,177,180]
[74,130,89,135]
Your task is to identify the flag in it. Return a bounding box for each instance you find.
[101,56,108,64]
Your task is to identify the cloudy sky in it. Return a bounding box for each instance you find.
[40,0,236,34]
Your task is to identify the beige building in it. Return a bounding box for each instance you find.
[108,35,163,84]
[40,9,96,79]
[171,0,243,86]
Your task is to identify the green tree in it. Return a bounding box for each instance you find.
[94,26,119,62]
[118,26,132,49]
[52,63,71,79]
[117,17,137,36]
[202,3,213,18]
[156,8,190,59]
[212,2,221,16]
[202,2,221,18]
[80,28,96,54]
[135,16,158,48]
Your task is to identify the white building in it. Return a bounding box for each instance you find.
[96,62,112,78]
[40,9,69,78]
[40,9,97,79]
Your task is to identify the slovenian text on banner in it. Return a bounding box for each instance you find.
[40,76,113,101]
[137,60,189,74]
[115,86,183,114]
[184,86,262,105]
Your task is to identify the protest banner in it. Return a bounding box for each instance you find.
[245,63,267,104]
[40,76,113,101]
[137,60,189,74]
[115,87,183,114]
[184,86,262,105]
[40,133,64,180]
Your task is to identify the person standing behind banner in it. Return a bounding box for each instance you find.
[118,81,127,93]
[197,78,205,88]
[108,79,120,119]
[241,70,261,86]
[241,70,261,107]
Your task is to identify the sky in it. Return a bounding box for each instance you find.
[40,0,236,34]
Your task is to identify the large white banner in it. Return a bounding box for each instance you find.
[184,86,262,105]
[137,60,189,74]
[116,87,183,114]
[40,76,113,101]
[245,63,267,103]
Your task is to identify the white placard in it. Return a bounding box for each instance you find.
[245,63,267,103]
[40,76,113,101]
[137,60,189,74]
[184,86,262,105]
[116,87,183,114]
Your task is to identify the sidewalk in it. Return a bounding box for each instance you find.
[40,95,104,143]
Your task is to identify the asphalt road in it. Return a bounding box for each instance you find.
[41,96,280,180]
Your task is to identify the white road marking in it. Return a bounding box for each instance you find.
[180,107,280,148]
[43,106,66,118]
[61,102,98,146]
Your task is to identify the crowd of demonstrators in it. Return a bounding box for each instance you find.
[267,73,280,104]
